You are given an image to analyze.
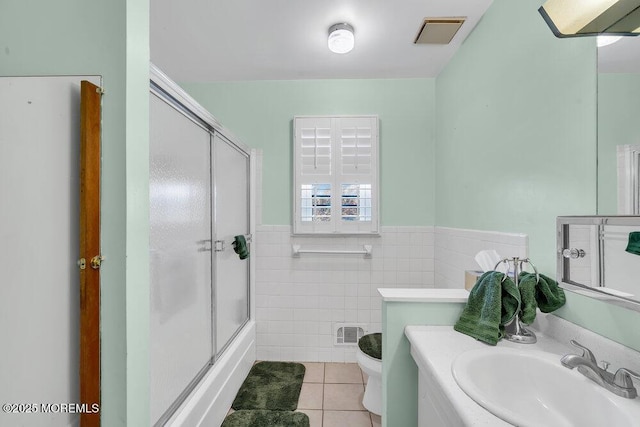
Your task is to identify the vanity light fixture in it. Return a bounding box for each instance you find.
[328,23,355,54]
[539,0,640,37]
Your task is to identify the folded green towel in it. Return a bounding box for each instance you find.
[233,235,249,260]
[534,273,566,313]
[517,272,566,324]
[625,232,640,256]
[517,273,538,325]
[454,271,520,346]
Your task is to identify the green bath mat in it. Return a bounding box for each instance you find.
[232,361,306,411]
[221,410,310,427]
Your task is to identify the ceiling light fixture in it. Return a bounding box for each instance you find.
[328,23,355,54]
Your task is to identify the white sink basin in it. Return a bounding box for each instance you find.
[452,347,640,427]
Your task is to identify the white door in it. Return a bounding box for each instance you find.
[149,92,213,424]
[213,133,250,353]
[0,75,99,427]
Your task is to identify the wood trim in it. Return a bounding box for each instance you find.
[79,80,101,427]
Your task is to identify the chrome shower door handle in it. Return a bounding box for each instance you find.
[214,240,226,252]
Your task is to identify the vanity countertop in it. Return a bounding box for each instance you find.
[405,325,578,426]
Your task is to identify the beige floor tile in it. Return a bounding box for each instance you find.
[323,410,373,427]
[371,412,382,427]
[323,383,366,411]
[324,362,364,384]
[297,383,324,410]
[302,362,325,383]
[296,409,322,427]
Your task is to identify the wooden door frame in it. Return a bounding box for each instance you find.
[79,80,102,427]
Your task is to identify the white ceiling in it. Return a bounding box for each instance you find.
[150,0,493,82]
[150,0,640,82]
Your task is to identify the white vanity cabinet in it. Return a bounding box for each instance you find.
[413,347,466,427]
[418,371,460,427]
[406,320,640,427]
[407,326,513,427]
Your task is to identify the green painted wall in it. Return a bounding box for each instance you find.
[0,1,150,425]
[382,301,464,427]
[557,292,640,352]
[435,0,597,274]
[181,79,436,226]
[597,73,640,215]
[434,0,640,361]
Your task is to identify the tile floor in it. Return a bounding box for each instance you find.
[295,362,381,427]
[228,362,380,427]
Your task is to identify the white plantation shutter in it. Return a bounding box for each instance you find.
[294,116,379,234]
[300,118,332,176]
[339,119,373,175]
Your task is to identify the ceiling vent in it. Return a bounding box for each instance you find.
[414,17,466,44]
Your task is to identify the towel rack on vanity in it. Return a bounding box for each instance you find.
[291,244,372,258]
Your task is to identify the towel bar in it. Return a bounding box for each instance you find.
[291,244,372,257]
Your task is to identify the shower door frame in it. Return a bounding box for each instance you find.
[149,64,252,425]
[211,132,251,358]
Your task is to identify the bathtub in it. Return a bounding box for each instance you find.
[165,321,256,426]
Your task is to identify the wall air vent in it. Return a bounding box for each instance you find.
[334,323,367,346]
[414,17,466,44]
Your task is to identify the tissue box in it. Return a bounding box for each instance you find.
[464,270,483,291]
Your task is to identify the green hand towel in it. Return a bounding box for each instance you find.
[517,272,538,325]
[535,273,566,313]
[625,231,640,256]
[233,235,249,260]
[454,271,520,346]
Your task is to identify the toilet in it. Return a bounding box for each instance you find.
[357,333,382,415]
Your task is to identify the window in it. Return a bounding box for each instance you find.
[293,116,379,234]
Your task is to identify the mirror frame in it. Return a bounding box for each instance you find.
[557,215,640,313]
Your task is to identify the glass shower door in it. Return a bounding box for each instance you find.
[149,92,214,424]
[212,133,250,354]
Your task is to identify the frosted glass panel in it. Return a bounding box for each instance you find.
[150,93,213,424]
[213,135,249,352]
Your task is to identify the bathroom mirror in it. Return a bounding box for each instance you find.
[557,216,640,312]
[597,37,640,215]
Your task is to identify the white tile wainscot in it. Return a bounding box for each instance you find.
[405,314,640,426]
[254,225,435,363]
[434,227,528,289]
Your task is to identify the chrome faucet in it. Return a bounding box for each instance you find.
[561,340,640,399]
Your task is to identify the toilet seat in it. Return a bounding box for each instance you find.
[357,333,382,415]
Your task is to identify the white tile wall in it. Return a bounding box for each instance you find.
[434,227,529,289]
[254,225,435,363]
[253,224,529,362]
